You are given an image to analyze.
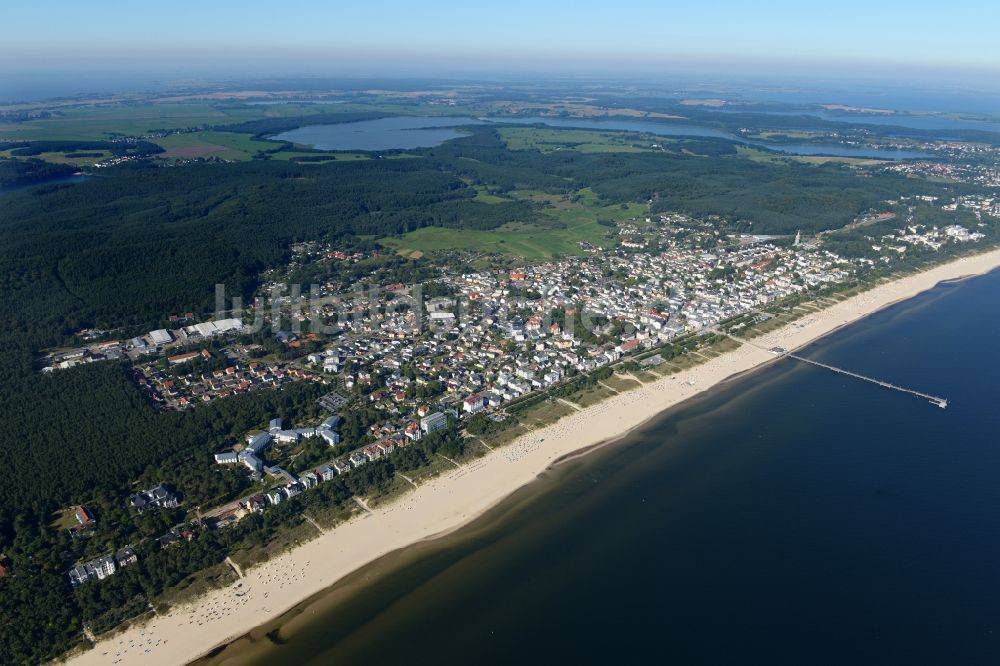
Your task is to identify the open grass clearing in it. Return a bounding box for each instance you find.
[382,189,645,260]
[604,373,642,392]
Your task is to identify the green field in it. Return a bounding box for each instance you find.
[153,131,273,160]
[149,130,386,163]
[383,188,646,260]
[499,127,651,153]
[269,150,372,162]
[0,102,276,141]
[0,100,414,142]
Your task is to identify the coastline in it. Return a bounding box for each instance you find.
[62,247,1000,666]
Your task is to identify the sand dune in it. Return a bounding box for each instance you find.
[63,248,1000,666]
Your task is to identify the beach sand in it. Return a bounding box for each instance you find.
[62,248,1000,666]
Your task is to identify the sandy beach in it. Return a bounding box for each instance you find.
[63,248,1000,666]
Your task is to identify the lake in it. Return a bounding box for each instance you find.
[269,116,486,151]
[200,268,1000,666]
[271,115,928,159]
[488,116,930,159]
[709,107,1000,135]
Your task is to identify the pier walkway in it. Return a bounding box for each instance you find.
[712,328,949,408]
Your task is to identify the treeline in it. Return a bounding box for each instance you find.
[213,111,387,137]
[0,157,75,187]
[0,139,164,157]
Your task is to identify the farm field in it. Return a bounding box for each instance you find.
[383,188,647,260]
[498,127,652,153]
[154,131,273,160]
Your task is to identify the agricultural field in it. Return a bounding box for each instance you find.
[735,145,890,167]
[383,188,647,260]
[0,102,269,141]
[153,131,273,161]
[268,150,372,162]
[498,127,651,153]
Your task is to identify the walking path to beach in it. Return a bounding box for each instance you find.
[64,248,1000,666]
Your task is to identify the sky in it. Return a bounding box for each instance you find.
[2,0,998,83]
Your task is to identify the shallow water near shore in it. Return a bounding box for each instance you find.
[198,269,1000,666]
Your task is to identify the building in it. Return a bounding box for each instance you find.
[73,505,95,528]
[167,351,200,365]
[68,553,118,587]
[130,484,179,513]
[243,495,268,513]
[241,453,264,475]
[318,428,341,447]
[462,393,486,414]
[115,547,138,568]
[274,430,301,444]
[149,329,173,345]
[246,432,273,454]
[420,411,448,434]
[156,528,191,549]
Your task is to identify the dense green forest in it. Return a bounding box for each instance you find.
[0,412,466,665]
[0,156,75,187]
[0,139,165,156]
[213,111,387,136]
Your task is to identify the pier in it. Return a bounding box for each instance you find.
[712,328,949,408]
[781,351,949,408]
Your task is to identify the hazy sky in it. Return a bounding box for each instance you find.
[3,0,998,77]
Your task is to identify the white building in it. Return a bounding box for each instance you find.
[421,412,448,433]
[149,329,172,345]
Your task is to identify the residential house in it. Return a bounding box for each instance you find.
[130,485,179,513]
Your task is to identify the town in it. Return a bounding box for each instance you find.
[47,194,997,592]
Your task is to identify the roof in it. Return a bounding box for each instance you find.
[149,329,172,344]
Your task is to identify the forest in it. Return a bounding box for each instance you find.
[0,156,75,187]
[212,111,387,137]
[0,139,165,157]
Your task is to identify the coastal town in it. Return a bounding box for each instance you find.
[10,91,999,663]
[6,4,1000,664]
[48,191,998,597]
